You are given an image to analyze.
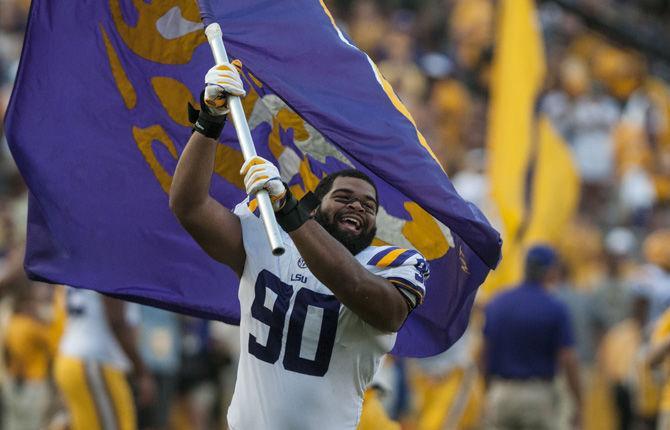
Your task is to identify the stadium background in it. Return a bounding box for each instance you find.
[1,0,670,429]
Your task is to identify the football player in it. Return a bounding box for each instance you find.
[54,288,155,430]
[170,62,429,429]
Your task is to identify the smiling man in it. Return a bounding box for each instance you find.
[169,62,428,430]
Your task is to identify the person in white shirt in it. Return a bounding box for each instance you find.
[169,62,429,430]
[55,288,155,430]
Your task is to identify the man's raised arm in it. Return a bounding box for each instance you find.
[240,162,418,333]
[169,63,247,277]
[291,221,411,332]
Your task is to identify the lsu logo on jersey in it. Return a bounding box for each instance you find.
[414,257,430,283]
[367,246,429,305]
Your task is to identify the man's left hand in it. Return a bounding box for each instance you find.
[240,156,286,210]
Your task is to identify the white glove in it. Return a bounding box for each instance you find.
[203,60,247,116]
[240,156,287,211]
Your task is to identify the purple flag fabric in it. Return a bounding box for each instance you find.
[5,0,501,356]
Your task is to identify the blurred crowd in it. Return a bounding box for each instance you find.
[1,0,670,429]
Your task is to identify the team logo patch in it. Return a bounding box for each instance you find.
[297,258,307,269]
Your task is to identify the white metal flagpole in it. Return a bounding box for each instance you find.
[204,23,285,256]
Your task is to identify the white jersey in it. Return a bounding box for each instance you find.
[227,200,428,430]
[58,287,131,371]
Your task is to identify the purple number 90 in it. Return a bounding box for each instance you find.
[248,270,339,377]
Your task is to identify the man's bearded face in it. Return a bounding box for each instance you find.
[313,177,378,255]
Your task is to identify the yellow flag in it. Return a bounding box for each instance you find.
[485,0,579,293]
[523,116,579,245]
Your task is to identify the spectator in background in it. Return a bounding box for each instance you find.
[558,227,637,430]
[448,0,494,90]
[137,306,181,430]
[0,172,29,297]
[554,262,599,366]
[173,318,230,430]
[599,292,651,430]
[427,79,473,175]
[345,0,387,60]
[357,359,402,430]
[542,54,621,216]
[643,77,670,205]
[635,229,670,326]
[615,123,658,226]
[542,56,592,140]
[451,148,490,217]
[646,300,670,430]
[378,10,427,113]
[207,321,240,429]
[411,327,484,430]
[605,48,662,225]
[54,288,155,430]
[591,228,637,333]
[559,218,608,291]
[2,282,64,430]
[481,245,581,430]
[386,357,414,425]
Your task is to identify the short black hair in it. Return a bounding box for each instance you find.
[313,169,378,205]
[523,245,559,283]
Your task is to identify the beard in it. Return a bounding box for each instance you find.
[313,208,377,255]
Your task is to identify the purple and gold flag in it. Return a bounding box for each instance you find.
[5,0,501,356]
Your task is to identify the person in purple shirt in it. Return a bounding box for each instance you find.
[480,245,582,430]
